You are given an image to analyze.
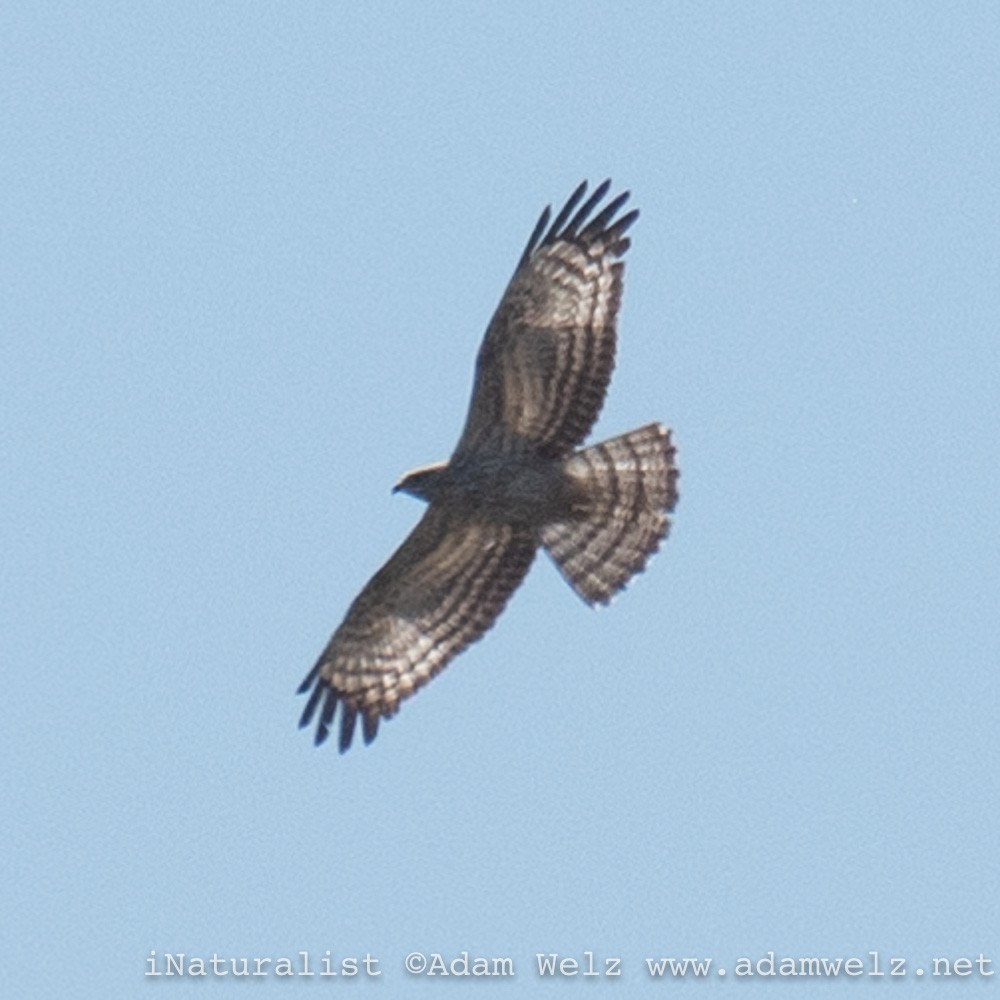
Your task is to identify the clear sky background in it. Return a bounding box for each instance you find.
[4,3,998,997]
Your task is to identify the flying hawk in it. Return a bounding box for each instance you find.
[298,180,679,751]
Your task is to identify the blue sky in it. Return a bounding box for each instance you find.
[4,3,999,996]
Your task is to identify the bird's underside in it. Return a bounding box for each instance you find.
[298,180,679,752]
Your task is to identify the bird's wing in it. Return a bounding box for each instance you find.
[453,179,638,461]
[298,505,537,751]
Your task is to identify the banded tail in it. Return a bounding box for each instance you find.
[542,423,679,605]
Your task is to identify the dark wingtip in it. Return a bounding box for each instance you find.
[362,711,380,745]
[518,204,552,269]
[298,681,325,729]
[297,658,383,752]
[582,190,632,239]
[521,178,636,261]
[338,704,359,754]
[296,653,324,695]
[314,685,338,746]
[562,178,612,238]
[547,180,589,237]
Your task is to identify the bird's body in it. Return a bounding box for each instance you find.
[397,451,586,523]
[298,180,679,751]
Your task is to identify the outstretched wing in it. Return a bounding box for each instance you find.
[297,505,537,752]
[453,179,638,461]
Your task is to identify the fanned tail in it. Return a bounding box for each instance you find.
[541,423,679,605]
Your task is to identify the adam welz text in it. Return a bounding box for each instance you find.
[145,949,995,980]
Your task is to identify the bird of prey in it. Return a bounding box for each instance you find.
[298,180,679,751]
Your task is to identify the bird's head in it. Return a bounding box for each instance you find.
[393,461,450,502]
